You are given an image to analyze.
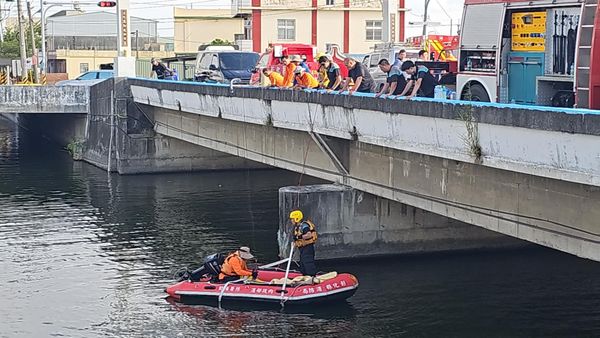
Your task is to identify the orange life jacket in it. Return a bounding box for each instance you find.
[218,252,252,280]
[293,220,318,248]
[283,63,296,87]
[268,72,285,87]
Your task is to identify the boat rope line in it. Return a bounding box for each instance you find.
[296,103,318,190]
[217,278,244,307]
[176,285,358,301]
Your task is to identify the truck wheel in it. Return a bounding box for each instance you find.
[462,83,490,102]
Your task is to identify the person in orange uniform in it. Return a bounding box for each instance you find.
[293,67,319,89]
[218,246,258,282]
[290,210,318,276]
[262,68,285,87]
[281,55,296,88]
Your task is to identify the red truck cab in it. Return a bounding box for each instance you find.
[251,43,349,85]
[251,44,317,84]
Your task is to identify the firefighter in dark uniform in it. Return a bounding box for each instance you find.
[289,210,318,276]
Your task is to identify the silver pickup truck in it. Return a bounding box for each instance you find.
[362,44,420,92]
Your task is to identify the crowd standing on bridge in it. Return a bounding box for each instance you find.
[259,53,438,99]
[147,51,439,99]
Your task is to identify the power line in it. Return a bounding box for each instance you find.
[434,0,452,20]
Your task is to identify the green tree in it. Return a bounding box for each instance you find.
[0,23,42,59]
[210,38,233,46]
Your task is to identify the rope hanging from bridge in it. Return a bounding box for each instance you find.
[295,102,319,207]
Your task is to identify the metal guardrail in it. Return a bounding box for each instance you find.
[135,59,196,81]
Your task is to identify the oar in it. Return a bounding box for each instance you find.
[259,257,290,269]
[279,242,295,307]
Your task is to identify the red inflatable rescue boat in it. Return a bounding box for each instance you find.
[166,269,359,305]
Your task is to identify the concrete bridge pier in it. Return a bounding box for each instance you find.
[83,79,265,174]
[278,184,525,260]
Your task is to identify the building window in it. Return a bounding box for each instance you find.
[326,0,335,5]
[80,63,89,73]
[277,19,295,40]
[366,20,383,41]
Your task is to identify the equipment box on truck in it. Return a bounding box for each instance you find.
[457,0,600,109]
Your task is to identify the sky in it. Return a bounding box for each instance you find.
[7,0,464,39]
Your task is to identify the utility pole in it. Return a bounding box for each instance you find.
[16,0,28,81]
[0,0,4,43]
[382,0,399,43]
[422,0,432,37]
[26,1,39,83]
[114,0,136,77]
[135,29,139,58]
[116,0,131,57]
[40,0,46,73]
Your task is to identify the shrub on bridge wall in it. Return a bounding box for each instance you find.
[456,104,483,162]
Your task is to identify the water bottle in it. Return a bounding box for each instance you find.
[434,85,445,99]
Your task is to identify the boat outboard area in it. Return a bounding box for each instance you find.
[165,252,359,307]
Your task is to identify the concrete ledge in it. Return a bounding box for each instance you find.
[127,78,600,136]
[0,85,90,114]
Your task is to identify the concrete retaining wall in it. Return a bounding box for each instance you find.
[82,79,264,174]
[82,79,114,169]
[0,85,89,114]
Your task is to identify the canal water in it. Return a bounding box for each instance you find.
[1,117,600,338]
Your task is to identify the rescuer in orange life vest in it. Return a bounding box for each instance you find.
[218,246,258,282]
[290,210,318,276]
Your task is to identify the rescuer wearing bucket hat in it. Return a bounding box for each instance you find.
[218,246,258,282]
[290,210,318,276]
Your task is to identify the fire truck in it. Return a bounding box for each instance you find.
[408,35,460,62]
[457,0,600,109]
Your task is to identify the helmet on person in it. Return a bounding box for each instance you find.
[289,210,303,223]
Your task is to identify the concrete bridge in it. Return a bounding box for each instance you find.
[127,79,600,261]
[0,85,93,149]
[2,79,599,262]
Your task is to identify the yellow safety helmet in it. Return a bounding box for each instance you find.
[289,210,304,223]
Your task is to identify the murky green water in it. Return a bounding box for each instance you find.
[1,117,600,338]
